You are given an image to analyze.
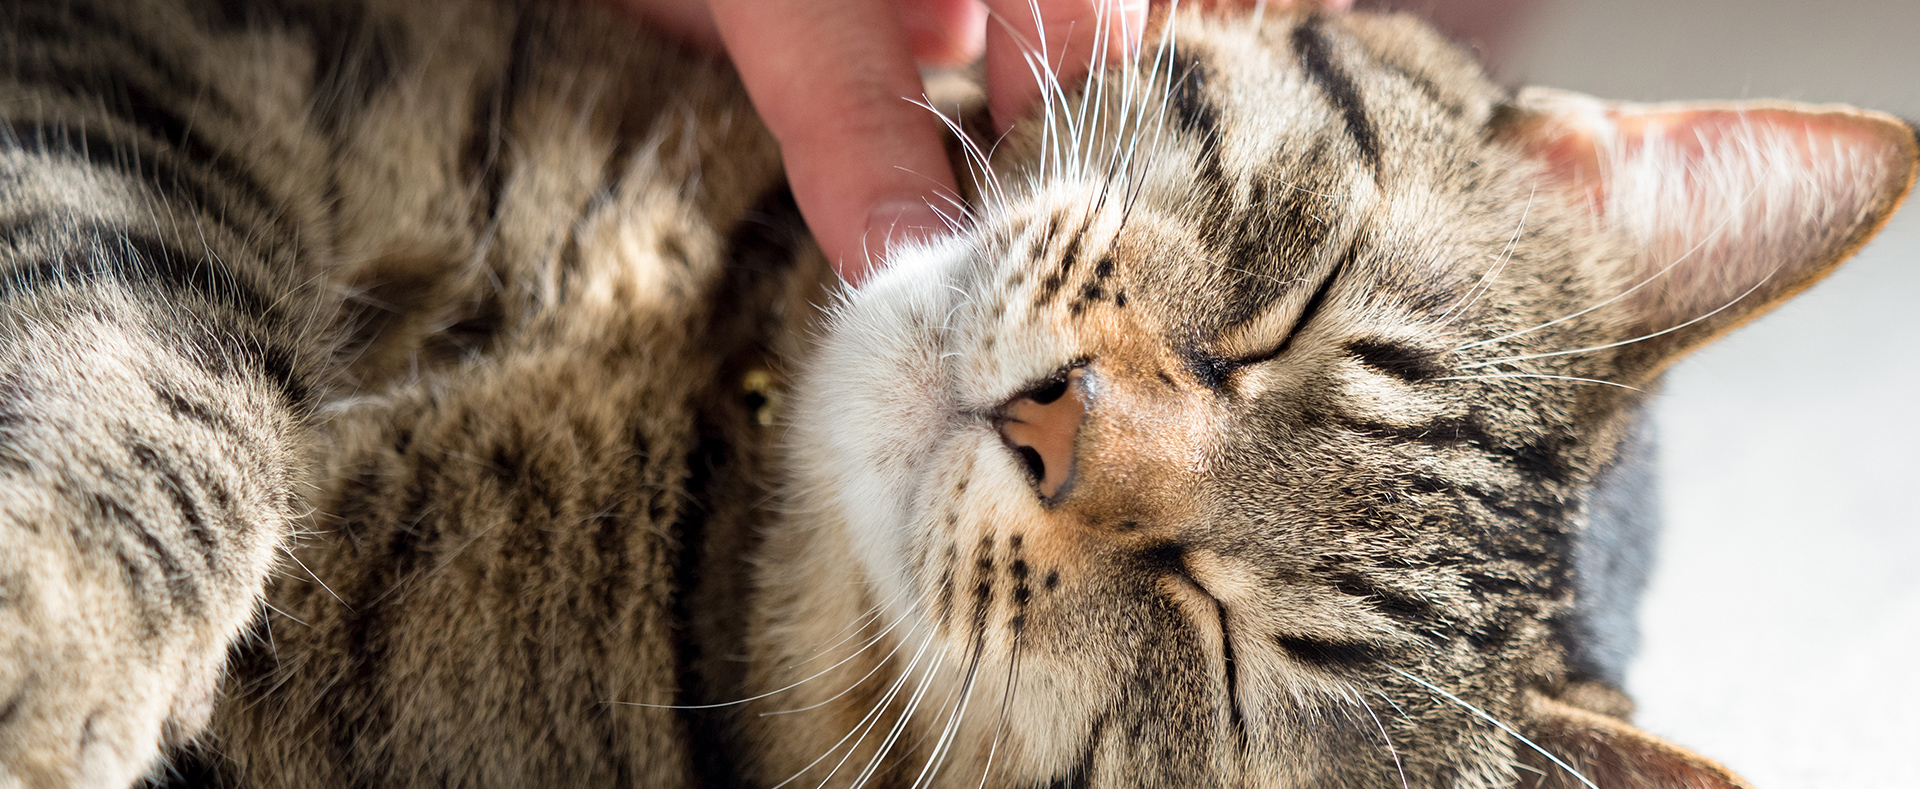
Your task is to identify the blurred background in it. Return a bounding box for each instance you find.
[1374,0,1920,784]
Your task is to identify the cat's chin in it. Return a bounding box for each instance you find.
[786,234,986,619]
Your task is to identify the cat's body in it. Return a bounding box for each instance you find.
[0,1,1910,788]
[0,3,814,785]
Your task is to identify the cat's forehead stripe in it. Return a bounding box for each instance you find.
[1292,16,1383,178]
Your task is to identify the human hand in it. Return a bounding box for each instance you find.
[626,0,1352,285]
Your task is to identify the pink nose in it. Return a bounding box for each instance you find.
[996,369,1088,500]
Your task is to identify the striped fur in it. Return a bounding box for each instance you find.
[0,2,1911,788]
[0,0,819,785]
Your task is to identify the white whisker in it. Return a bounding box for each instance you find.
[1438,189,1533,326]
[911,637,991,789]
[279,545,346,607]
[1349,683,1410,789]
[615,600,910,710]
[976,635,1022,789]
[796,583,915,665]
[1387,667,1598,789]
[1454,181,1756,353]
[1433,373,1642,391]
[761,618,921,716]
[909,98,1008,208]
[767,627,939,789]
[848,648,948,789]
[1459,250,1786,369]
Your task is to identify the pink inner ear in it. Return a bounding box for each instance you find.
[1508,88,1917,348]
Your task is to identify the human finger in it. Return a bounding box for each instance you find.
[981,0,1363,132]
[899,0,990,65]
[708,0,963,283]
[980,0,1148,132]
[618,0,723,50]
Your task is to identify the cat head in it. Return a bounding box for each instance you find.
[768,6,1915,787]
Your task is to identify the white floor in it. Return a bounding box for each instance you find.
[1502,1,1920,786]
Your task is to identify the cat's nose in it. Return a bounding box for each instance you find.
[996,368,1088,501]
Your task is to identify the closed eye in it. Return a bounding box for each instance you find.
[1345,338,1448,382]
[1191,259,1347,386]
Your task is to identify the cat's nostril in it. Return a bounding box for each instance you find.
[1013,445,1046,483]
[997,369,1087,501]
[1027,376,1070,406]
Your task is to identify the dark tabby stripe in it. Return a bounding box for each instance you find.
[1216,599,1247,740]
[198,0,405,135]
[1167,52,1223,152]
[152,382,240,435]
[2,58,274,215]
[1034,212,1096,306]
[0,222,272,318]
[97,491,203,615]
[1277,635,1384,669]
[1326,573,1439,625]
[1292,17,1381,174]
[6,3,226,107]
[1379,412,1569,484]
[122,436,222,573]
[465,9,539,226]
[1042,714,1106,789]
[0,122,271,245]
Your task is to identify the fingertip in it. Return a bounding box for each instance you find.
[708,0,963,285]
[900,0,989,65]
[842,200,953,284]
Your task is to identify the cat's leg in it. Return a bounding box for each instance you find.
[0,281,309,788]
[0,7,331,780]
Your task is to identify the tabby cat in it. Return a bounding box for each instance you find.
[0,0,1911,787]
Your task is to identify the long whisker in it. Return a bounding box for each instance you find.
[1386,667,1598,789]
[976,632,1022,789]
[979,3,1060,180]
[616,592,913,710]
[278,545,347,607]
[848,648,949,789]
[797,582,918,665]
[1454,181,1756,353]
[1459,249,1787,369]
[1432,373,1642,391]
[1438,189,1534,326]
[1072,5,1107,179]
[761,618,923,716]
[1348,683,1410,789]
[909,97,1007,208]
[764,627,939,789]
[911,628,993,789]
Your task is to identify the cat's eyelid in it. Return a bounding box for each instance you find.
[1215,256,1347,369]
[1344,337,1451,383]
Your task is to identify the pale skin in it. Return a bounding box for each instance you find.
[626,0,1374,284]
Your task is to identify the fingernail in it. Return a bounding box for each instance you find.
[857,201,951,277]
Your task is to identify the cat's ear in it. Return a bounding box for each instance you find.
[1516,691,1754,789]
[1494,87,1918,376]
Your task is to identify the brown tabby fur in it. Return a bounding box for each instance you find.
[0,1,1910,787]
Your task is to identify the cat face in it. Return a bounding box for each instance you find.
[778,8,1915,788]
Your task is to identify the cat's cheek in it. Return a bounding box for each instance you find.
[790,241,978,605]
